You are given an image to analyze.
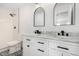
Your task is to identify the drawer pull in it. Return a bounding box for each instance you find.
[37,42,44,44]
[26,39,31,41]
[37,49,44,52]
[57,46,69,50]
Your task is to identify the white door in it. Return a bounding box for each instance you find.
[0,8,18,47]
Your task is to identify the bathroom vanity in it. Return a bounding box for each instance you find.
[22,31,79,56]
[19,3,79,56]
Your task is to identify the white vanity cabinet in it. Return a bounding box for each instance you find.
[23,36,79,56]
[23,36,49,56]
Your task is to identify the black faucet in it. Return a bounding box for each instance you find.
[58,30,69,37]
[34,30,42,34]
[61,30,65,36]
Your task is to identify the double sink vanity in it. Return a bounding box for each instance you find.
[22,3,79,56]
[23,30,79,56]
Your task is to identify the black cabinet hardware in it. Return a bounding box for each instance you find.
[37,42,44,44]
[57,46,69,50]
[37,49,44,52]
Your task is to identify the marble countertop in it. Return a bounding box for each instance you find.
[21,33,79,45]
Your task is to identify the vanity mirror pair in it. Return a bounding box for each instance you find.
[34,3,75,27]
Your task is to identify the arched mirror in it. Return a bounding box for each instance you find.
[34,7,45,27]
[53,3,75,26]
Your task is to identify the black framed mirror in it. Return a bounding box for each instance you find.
[53,3,75,26]
[34,7,45,27]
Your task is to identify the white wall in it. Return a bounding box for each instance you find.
[20,3,79,36]
[19,4,40,35]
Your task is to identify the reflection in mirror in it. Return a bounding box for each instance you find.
[34,7,45,27]
[53,3,75,26]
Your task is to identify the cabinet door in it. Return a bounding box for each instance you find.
[49,48,62,56]
[23,44,32,56]
[23,38,32,56]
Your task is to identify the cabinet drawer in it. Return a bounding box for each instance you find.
[32,38,48,47]
[49,40,79,55]
[31,46,48,56]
